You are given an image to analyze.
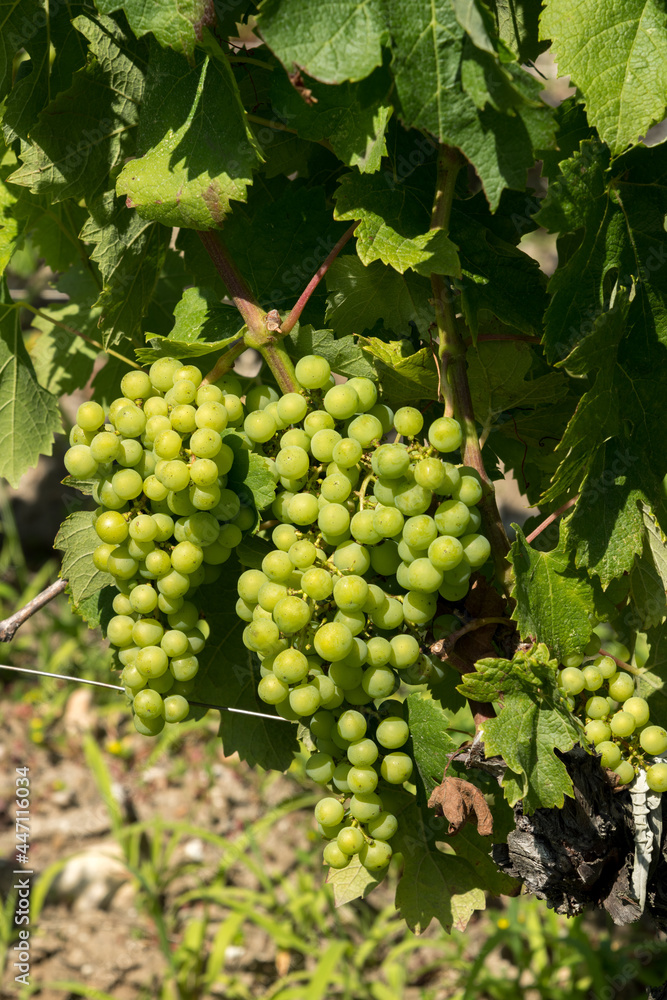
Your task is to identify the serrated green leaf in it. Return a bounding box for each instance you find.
[285,325,376,379]
[76,584,116,630]
[540,0,667,155]
[30,327,99,397]
[383,1,555,209]
[11,186,89,272]
[95,0,216,61]
[637,625,667,728]
[81,199,170,349]
[269,65,392,173]
[0,145,21,276]
[325,256,433,337]
[54,510,112,606]
[508,527,595,659]
[467,340,567,425]
[359,339,439,405]
[258,0,386,85]
[190,573,299,770]
[334,170,460,276]
[8,12,147,206]
[136,286,243,362]
[327,853,383,905]
[491,0,544,61]
[116,37,262,229]
[392,795,486,933]
[406,694,458,804]
[0,284,62,488]
[226,450,277,514]
[629,505,667,629]
[458,644,579,811]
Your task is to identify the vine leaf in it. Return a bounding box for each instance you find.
[406,693,458,804]
[508,526,595,659]
[334,171,460,276]
[95,0,216,62]
[458,644,580,812]
[0,285,62,488]
[77,585,116,631]
[54,510,112,607]
[326,256,433,337]
[327,854,383,906]
[117,37,262,230]
[226,449,277,515]
[540,0,667,155]
[193,570,299,771]
[629,505,667,630]
[359,340,439,404]
[136,286,244,363]
[638,626,667,729]
[0,146,21,275]
[285,326,376,380]
[467,340,567,427]
[9,12,147,206]
[258,0,386,85]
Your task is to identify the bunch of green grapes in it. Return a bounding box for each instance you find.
[233,354,492,873]
[64,359,254,734]
[559,647,667,793]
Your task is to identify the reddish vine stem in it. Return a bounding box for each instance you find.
[431,616,514,658]
[525,497,578,544]
[281,222,359,335]
[429,145,513,601]
[0,578,68,641]
[197,230,266,337]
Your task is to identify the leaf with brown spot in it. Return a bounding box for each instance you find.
[428,776,494,837]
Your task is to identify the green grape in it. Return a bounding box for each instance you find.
[348,414,383,447]
[414,457,446,491]
[349,792,382,822]
[640,725,667,756]
[132,618,164,648]
[190,428,222,459]
[610,711,636,738]
[369,541,401,576]
[288,682,321,715]
[594,655,617,679]
[596,741,622,769]
[646,762,667,793]
[64,445,99,478]
[452,475,483,507]
[371,596,405,630]
[295,355,331,389]
[243,619,281,654]
[111,468,145,501]
[394,406,423,437]
[337,710,367,742]
[149,357,181,391]
[311,428,342,463]
[623,696,650,727]
[394,483,432,517]
[112,592,134,616]
[324,384,359,420]
[427,535,463,572]
[337,826,365,855]
[165,381,196,406]
[613,760,635,785]
[76,400,106,432]
[160,629,190,658]
[363,584,385,614]
[608,672,635,702]
[92,543,115,572]
[314,797,345,828]
[275,445,310,480]
[332,762,352,792]
[171,540,203,574]
[129,585,159,615]
[135,645,169,679]
[262,550,294,583]
[402,590,436,626]
[321,472,352,503]
[185,627,206,654]
[373,506,404,539]
[582,666,604,691]
[272,523,299,551]
[107,547,139,580]
[559,667,586,695]
[258,674,289,704]
[281,428,311,452]
[585,696,610,720]
[347,765,379,794]
[114,405,146,438]
[96,510,129,545]
[128,513,157,542]
[376,717,409,749]
[380,752,413,784]
[157,570,191,599]
[346,376,377,412]
[584,720,611,745]
[305,752,336,785]
[301,567,334,601]
[143,549,171,578]
[406,558,443,594]
[434,500,470,537]
[388,635,419,670]
[163,694,189,723]
[367,811,398,842]
[304,410,335,437]
[196,401,228,432]
[310,710,335,740]
[322,842,350,869]
[107,615,135,647]
[277,392,308,425]
[561,651,584,669]
[196,384,223,405]
[460,533,491,568]
[332,540,370,576]
[365,637,392,667]
[133,688,164,720]
[350,510,382,545]
[359,840,392,871]
[273,647,309,683]
[401,515,437,550]
[318,503,350,537]
[361,664,397,698]
[169,654,199,682]
[333,575,369,612]
[428,417,462,453]
[258,581,288,612]
[332,437,362,468]
[90,431,121,464]
[347,738,379,767]
[373,443,410,480]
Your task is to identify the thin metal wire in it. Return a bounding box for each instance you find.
[0,663,290,722]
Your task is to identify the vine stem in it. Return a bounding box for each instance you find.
[17,303,141,369]
[431,616,514,657]
[0,579,67,641]
[201,337,247,386]
[197,230,267,337]
[429,145,513,600]
[525,497,578,544]
[281,222,359,335]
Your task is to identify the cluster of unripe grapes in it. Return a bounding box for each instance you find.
[559,643,667,793]
[64,359,255,733]
[235,353,492,872]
